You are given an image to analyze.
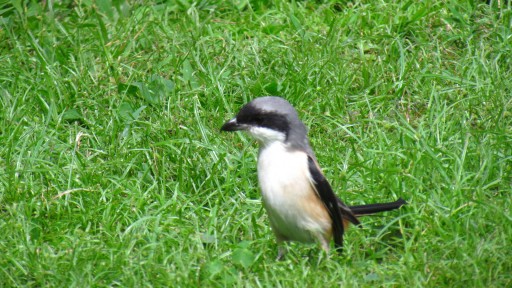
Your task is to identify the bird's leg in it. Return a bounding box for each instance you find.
[312,230,331,252]
[317,235,330,254]
[276,246,287,261]
[275,238,288,261]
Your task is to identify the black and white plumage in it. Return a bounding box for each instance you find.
[221,96,405,259]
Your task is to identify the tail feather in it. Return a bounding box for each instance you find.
[348,198,407,216]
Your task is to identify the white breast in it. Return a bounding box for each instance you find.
[257,142,331,243]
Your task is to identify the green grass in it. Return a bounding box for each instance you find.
[1,0,511,286]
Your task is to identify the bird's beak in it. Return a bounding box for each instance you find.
[220,118,245,132]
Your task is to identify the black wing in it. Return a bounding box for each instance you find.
[307,156,360,252]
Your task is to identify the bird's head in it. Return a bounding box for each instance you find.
[221,96,309,149]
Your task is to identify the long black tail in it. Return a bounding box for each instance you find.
[349,198,407,216]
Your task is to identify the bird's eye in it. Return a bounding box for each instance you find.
[253,115,264,125]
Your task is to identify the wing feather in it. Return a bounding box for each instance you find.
[307,156,360,252]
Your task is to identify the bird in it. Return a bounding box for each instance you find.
[221,96,406,259]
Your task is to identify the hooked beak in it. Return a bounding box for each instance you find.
[220,118,246,132]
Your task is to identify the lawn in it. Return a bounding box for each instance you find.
[0,0,511,286]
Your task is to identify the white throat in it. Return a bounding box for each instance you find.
[247,126,286,147]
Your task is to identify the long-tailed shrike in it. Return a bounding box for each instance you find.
[221,96,405,259]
